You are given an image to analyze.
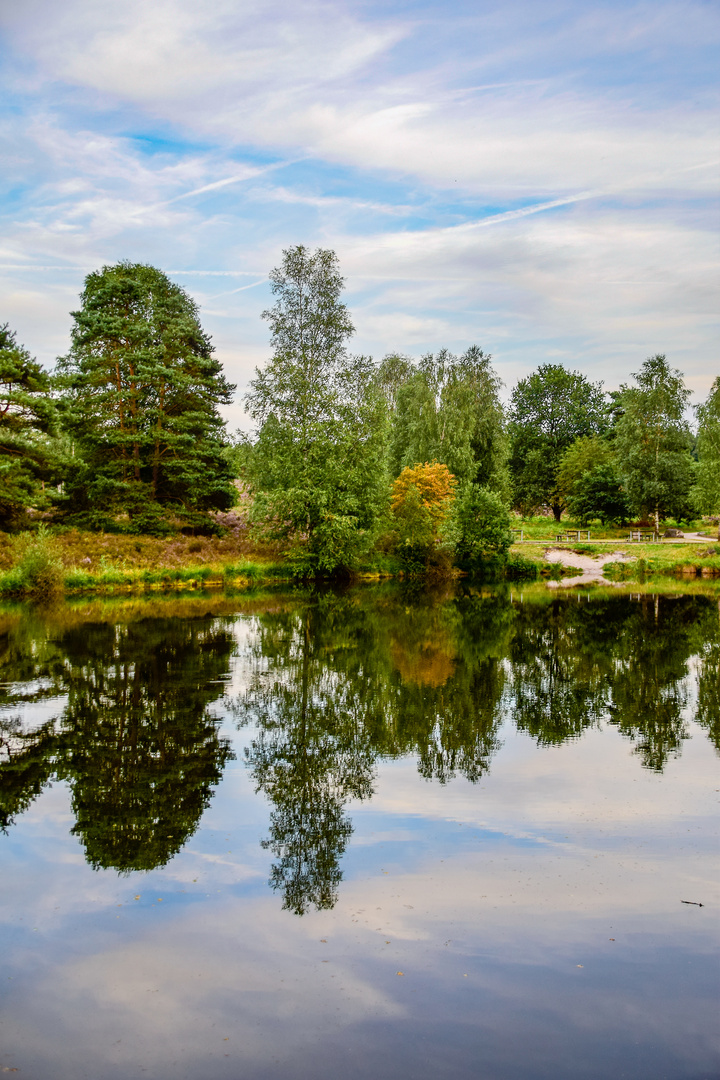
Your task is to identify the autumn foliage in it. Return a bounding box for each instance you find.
[391,462,457,520]
[391,462,457,569]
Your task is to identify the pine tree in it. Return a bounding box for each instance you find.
[0,324,63,529]
[58,263,235,533]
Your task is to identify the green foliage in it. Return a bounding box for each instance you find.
[57,262,236,533]
[566,462,630,525]
[246,246,390,574]
[385,346,508,494]
[556,436,614,504]
[6,526,64,598]
[614,355,694,530]
[509,364,608,520]
[0,615,234,866]
[1,590,717,909]
[693,376,720,528]
[0,324,66,530]
[454,485,513,566]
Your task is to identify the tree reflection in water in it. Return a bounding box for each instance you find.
[0,615,235,870]
[0,590,718,911]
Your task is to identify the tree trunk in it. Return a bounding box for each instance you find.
[553,503,562,522]
[655,506,660,537]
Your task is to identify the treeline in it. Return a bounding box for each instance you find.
[1,248,718,569]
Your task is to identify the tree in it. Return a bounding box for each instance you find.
[557,437,629,524]
[614,355,693,532]
[388,347,508,495]
[566,463,630,525]
[57,263,236,533]
[556,436,614,506]
[454,485,513,567]
[245,246,389,573]
[508,364,608,520]
[0,324,63,529]
[391,461,457,570]
[693,376,720,536]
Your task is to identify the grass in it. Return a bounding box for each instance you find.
[512,514,717,543]
[0,511,717,599]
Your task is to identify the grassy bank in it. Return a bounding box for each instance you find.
[0,521,296,598]
[1,519,718,600]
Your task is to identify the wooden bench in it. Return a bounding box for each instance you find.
[555,530,591,542]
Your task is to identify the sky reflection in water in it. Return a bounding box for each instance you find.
[0,586,718,1079]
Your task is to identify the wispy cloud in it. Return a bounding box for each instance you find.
[0,0,717,398]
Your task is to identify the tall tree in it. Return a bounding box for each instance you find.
[0,324,63,529]
[245,246,389,573]
[388,347,508,494]
[508,364,608,520]
[693,376,720,536]
[57,263,236,533]
[614,355,693,533]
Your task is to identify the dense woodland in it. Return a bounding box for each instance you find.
[1,248,718,574]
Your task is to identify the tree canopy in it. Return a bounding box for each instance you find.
[0,324,63,529]
[57,262,236,533]
[245,246,389,572]
[693,376,720,533]
[386,347,508,494]
[391,461,457,570]
[614,355,693,531]
[508,364,608,520]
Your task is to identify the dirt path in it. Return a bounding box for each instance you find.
[544,548,633,588]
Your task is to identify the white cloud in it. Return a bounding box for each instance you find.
[0,0,717,396]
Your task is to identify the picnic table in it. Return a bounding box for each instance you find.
[555,530,591,541]
[628,530,657,541]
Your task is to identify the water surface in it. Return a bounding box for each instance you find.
[1,586,718,1079]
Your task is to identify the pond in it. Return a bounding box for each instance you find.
[1,585,718,1080]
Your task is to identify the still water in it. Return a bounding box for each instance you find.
[1,585,718,1079]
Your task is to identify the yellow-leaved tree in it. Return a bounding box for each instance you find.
[391,461,457,571]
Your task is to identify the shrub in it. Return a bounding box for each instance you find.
[9,526,64,597]
[391,462,457,572]
[455,486,513,567]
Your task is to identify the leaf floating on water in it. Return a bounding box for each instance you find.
[576,965,584,968]
[134,895,140,900]
[396,971,404,976]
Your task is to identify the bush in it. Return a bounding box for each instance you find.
[504,554,539,580]
[454,486,513,567]
[391,462,457,573]
[566,463,630,525]
[9,526,64,597]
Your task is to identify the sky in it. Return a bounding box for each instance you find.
[1,0,718,430]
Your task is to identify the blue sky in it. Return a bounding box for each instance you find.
[1,0,717,428]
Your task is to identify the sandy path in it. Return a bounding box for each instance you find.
[544,548,633,588]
